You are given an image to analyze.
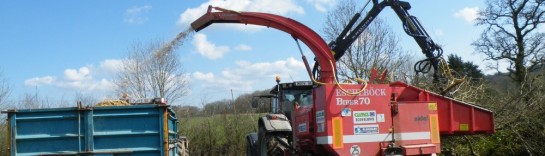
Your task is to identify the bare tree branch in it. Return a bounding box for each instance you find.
[116,30,192,104]
[0,69,10,109]
[322,0,412,82]
[474,0,545,85]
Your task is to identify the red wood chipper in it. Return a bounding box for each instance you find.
[190,0,494,155]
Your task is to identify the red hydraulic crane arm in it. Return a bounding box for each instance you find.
[191,6,335,83]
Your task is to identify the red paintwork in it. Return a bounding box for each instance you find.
[313,84,392,156]
[309,82,493,155]
[393,102,440,155]
[190,6,495,155]
[390,82,495,134]
[191,6,335,83]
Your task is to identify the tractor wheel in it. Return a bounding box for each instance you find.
[247,143,252,156]
[258,126,289,156]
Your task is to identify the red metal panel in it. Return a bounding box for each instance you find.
[390,81,494,135]
[402,144,437,156]
[314,84,392,156]
[393,102,440,154]
[294,105,313,150]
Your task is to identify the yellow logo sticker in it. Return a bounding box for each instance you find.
[428,103,437,111]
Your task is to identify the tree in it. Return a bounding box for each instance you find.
[74,92,98,106]
[0,69,9,110]
[473,0,545,85]
[116,30,191,104]
[471,1,545,154]
[447,54,484,80]
[0,69,10,156]
[322,0,412,82]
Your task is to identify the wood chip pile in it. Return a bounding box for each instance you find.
[95,100,130,107]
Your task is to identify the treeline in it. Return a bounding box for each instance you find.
[172,89,272,155]
[173,90,272,118]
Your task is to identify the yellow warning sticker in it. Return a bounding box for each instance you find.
[429,114,440,144]
[332,117,344,149]
[460,124,469,131]
[428,103,437,111]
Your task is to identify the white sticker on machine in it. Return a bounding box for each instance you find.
[354,124,379,135]
[317,123,325,132]
[299,123,307,133]
[350,145,361,156]
[341,108,351,116]
[377,114,385,122]
[316,110,325,123]
[353,111,376,124]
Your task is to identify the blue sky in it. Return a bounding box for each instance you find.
[0,0,491,107]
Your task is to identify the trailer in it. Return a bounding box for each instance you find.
[3,98,185,156]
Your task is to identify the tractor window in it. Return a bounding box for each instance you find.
[281,89,313,108]
[298,91,312,106]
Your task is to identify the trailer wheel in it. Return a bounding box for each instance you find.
[258,126,289,156]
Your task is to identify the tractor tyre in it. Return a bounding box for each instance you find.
[247,143,252,156]
[258,126,289,156]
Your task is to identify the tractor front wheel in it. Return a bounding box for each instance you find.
[258,126,289,156]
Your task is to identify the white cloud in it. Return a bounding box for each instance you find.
[24,76,56,87]
[193,72,215,82]
[194,57,306,91]
[178,0,304,31]
[64,67,91,81]
[24,59,122,93]
[246,0,304,15]
[454,7,479,22]
[58,66,115,92]
[100,59,124,73]
[125,5,152,24]
[435,29,444,37]
[57,78,115,91]
[192,33,230,59]
[306,0,336,12]
[235,44,252,51]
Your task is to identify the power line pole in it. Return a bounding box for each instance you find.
[231,89,236,115]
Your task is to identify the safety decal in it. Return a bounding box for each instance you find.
[428,103,437,111]
[299,123,307,133]
[350,145,361,156]
[354,124,379,135]
[316,110,325,123]
[459,123,469,131]
[377,114,385,122]
[342,107,351,116]
[317,123,325,132]
[353,111,376,124]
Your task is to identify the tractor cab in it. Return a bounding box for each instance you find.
[248,79,315,155]
[270,81,314,119]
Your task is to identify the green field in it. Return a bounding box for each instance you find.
[178,113,264,155]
